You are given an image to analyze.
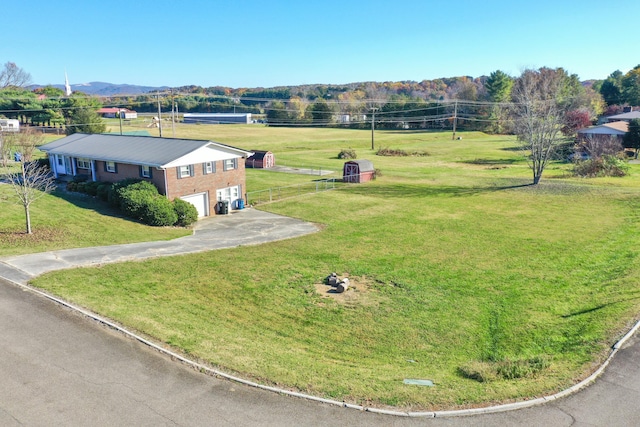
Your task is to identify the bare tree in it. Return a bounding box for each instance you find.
[2,130,56,234]
[0,62,32,88]
[511,69,568,185]
[0,132,11,166]
[579,135,623,159]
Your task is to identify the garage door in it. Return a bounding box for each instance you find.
[180,192,208,217]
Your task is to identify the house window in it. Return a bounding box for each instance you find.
[105,161,117,173]
[178,165,193,178]
[203,161,216,175]
[223,158,237,171]
[140,165,152,178]
[77,158,91,169]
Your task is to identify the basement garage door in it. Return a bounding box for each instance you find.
[180,192,208,217]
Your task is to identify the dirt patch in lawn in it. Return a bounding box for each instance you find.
[313,274,379,306]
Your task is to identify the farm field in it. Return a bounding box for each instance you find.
[25,125,640,410]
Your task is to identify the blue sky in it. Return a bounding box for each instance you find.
[6,0,639,88]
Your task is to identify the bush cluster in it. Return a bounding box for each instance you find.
[376,147,430,157]
[573,155,629,178]
[338,148,357,159]
[66,178,198,227]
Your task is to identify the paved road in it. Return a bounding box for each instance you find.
[1,209,639,426]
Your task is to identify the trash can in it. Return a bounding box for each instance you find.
[217,200,229,215]
[237,199,245,210]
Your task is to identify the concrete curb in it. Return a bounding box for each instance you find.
[6,268,639,419]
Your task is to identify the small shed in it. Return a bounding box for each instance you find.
[343,159,375,183]
[246,150,275,168]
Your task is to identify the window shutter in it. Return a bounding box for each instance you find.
[148,167,152,178]
[202,163,207,175]
[189,164,194,177]
[104,162,108,172]
[139,165,143,178]
[177,166,182,179]
[114,163,118,173]
[234,158,238,169]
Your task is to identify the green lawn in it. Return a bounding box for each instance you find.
[25,127,640,410]
[0,187,190,256]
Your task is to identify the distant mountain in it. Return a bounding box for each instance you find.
[28,82,170,96]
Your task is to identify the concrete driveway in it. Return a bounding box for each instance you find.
[1,208,640,425]
[0,208,319,280]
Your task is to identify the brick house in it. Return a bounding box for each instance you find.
[39,133,253,217]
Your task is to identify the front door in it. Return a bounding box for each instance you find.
[216,186,241,210]
[344,164,359,182]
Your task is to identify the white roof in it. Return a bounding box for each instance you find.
[39,134,253,168]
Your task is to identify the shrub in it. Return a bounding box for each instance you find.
[66,181,78,192]
[83,181,101,196]
[96,183,111,201]
[376,147,430,157]
[573,155,629,178]
[108,178,145,207]
[140,197,178,226]
[338,148,357,159]
[173,198,199,227]
[119,188,156,219]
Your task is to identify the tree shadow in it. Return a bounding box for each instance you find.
[561,296,640,318]
[461,159,520,165]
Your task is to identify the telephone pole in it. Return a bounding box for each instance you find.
[370,107,378,150]
[451,100,458,140]
[157,91,163,138]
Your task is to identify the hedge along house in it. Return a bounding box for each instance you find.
[245,150,275,169]
[39,133,253,217]
[343,159,375,183]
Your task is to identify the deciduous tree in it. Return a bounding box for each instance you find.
[0,62,32,88]
[511,68,568,185]
[2,129,56,234]
[623,118,640,158]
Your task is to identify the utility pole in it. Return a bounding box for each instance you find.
[451,100,458,140]
[157,91,163,137]
[370,107,378,150]
[171,89,176,138]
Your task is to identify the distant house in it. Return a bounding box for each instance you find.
[183,113,252,124]
[97,108,138,119]
[245,150,275,168]
[606,109,640,123]
[343,159,375,183]
[0,118,19,132]
[39,134,253,217]
[577,121,628,142]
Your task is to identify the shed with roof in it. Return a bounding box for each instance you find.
[245,150,275,168]
[343,159,375,183]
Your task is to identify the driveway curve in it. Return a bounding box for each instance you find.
[1,208,639,425]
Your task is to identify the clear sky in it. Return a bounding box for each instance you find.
[6,0,639,88]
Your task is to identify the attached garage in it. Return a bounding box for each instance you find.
[181,192,209,217]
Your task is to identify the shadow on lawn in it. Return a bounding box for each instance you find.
[50,187,130,221]
[344,179,534,199]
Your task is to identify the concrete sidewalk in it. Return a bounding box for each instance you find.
[0,208,319,283]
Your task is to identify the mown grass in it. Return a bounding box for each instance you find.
[0,187,190,256]
[28,126,640,410]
